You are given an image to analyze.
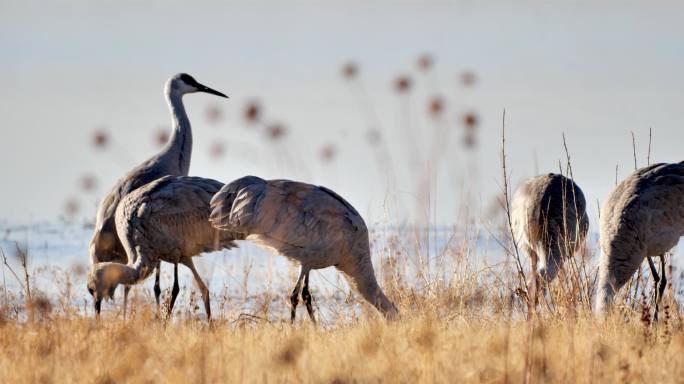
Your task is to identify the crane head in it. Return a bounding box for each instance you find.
[167,73,229,98]
[86,262,123,316]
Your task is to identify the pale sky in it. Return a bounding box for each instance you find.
[1,0,683,228]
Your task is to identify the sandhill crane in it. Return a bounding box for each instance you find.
[511,173,589,293]
[88,73,227,315]
[596,162,684,319]
[209,176,399,322]
[87,176,239,319]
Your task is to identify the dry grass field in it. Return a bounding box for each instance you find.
[1,224,683,384]
[1,299,683,383]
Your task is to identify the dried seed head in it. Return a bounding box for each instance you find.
[210,141,225,159]
[463,131,476,149]
[428,96,444,117]
[394,75,412,93]
[461,71,477,86]
[267,123,286,141]
[341,62,358,80]
[92,129,109,149]
[463,112,479,128]
[320,144,336,162]
[206,104,222,123]
[80,174,97,192]
[244,101,261,123]
[417,54,433,71]
[64,198,79,218]
[154,128,170,148]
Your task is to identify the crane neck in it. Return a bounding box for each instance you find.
[94,262,140,287]
[595,266,617,316]
[116,263,141,286]
[109,258,155,286]
[159,90,192,175]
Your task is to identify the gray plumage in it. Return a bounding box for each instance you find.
[87,176,238,318]
[87,73,227,311]
[511,173,589,285]
[596,162,684,315]
[209,176,399,321]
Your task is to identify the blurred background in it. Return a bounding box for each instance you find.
[1,0,683,229]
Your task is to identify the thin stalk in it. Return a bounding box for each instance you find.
[500,109,529,304]
[647,127,652,166]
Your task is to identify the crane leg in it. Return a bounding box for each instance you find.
[166,263,180,320]
[657,255,668,320]
[95,298,102,317]
[647,256,661,322]
[123,285,130,320]
[289,286,300,323]
[183,259,211,320]
[154,262,162,310]
[290,267,308,324]
[302,271,316,324]
[526,249,540,308]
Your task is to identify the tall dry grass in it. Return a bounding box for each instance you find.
[1,216,683,383]
[0,301,682,383]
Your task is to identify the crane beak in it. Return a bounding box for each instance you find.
[198,83,229,98]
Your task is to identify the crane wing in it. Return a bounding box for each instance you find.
[120,176,237,257]
[209,176,267,231]
[210,177,366,250]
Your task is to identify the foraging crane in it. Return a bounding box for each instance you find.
[88,73,227,315]
[511,173,589,292]
[209,176,399,322]
[596,162,684,319]
[87,176,239,319]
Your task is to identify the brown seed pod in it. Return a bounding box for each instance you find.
[463,132,476,149]
[80,174,97,192]
[64,198,79,218]
[206,104,222,123]
[417,54,433,71]
[394,75,412,93]
[320,144,336,162]
[92,129,109,149]
[154,128,170,148]
[341,62,358,80]
[463,112,479,127]
[460,71,477,87]
[428,96,444,117]
[210,141,225,159]
[267,123,286,141]
[244,101,261,123]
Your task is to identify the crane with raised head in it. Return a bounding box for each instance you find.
[89,73,227,316]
